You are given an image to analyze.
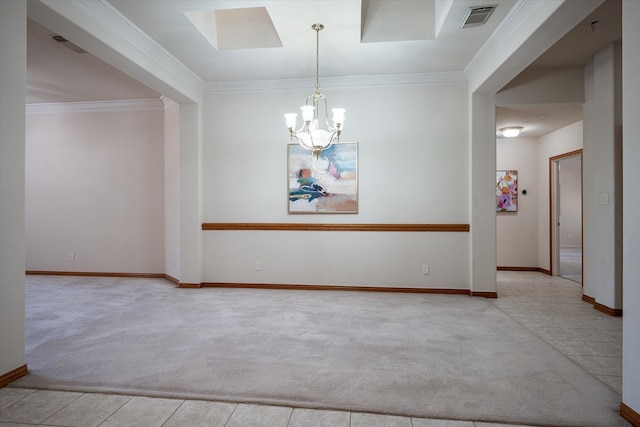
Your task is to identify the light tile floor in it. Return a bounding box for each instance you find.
[494,270,622,394]
[0,271,622,427]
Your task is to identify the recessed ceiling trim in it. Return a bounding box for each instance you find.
[361,0,436,42]
[184,7,281,50]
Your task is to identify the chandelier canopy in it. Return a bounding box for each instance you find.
[285,24,345,158]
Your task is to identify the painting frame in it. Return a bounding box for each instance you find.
[288,142,358,214]
[496,170,518,212]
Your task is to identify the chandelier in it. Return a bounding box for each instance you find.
[285,24,345,160]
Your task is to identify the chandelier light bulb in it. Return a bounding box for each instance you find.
[284,113,297,129]
[301,105,315,122]
[332,108,345,127]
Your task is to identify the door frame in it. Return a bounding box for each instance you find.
[549,149,583,278]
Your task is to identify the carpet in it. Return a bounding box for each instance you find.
[12,275,626,426]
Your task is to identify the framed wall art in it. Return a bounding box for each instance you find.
[288,143,358,214]
[496,170,518,212]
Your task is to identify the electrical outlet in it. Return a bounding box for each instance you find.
[422,264,429,275]
[255,261,262,271]
[69,252,75,261]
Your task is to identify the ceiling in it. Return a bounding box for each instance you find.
[25,0,622,138]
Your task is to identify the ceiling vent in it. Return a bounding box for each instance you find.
[460,5,497,28]
[51,35,87,54]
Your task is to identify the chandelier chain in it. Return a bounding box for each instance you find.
[315,26,320,95]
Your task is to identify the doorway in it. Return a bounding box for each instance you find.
[550,150,583,283]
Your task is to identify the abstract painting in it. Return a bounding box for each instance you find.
[288,143,358,214]
[496,170,518,212]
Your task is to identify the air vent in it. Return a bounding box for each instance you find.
[51,35,87,54]
[460,5,497,28]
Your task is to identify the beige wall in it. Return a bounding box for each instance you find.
[164,99,181,280]
[25,103,165,274]
[496,137,539,268]
[202,82,472,288]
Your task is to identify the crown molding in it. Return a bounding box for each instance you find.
[204,72,468,94]
[160,95,177,109]
[26,98,164,115]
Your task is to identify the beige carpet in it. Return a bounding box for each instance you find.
[12,275,627,426]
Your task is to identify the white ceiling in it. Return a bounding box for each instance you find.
[25,0,622,138]
[105,0,516,82]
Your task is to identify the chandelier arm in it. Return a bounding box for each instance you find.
[322,96,331,131]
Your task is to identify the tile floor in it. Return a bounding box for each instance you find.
[0,271,622,427]
[0,389,543,427]
[494,271,622,394]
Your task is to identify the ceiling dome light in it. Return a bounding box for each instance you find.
[500,126,524,138]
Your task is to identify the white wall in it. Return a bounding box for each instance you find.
[537,121,583,271]
[25,104,165,274]
[583,43,622,309]
[496,137,538,267]
[496,67,584,105]
[202,82,471,288]
[164,99,181,280]
[0,0,27,378]
[622,0,640,416]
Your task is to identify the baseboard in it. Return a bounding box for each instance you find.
[26,271,165,279]
[201,282,496,297]
[164,274,179,285]
[582,294,622,316]
[178,283,201,289]
[620,402,640,427]
[0,365,28,388]
[582,294,596,304]
[24,272,497,298]
[470,291,498,298]
[497,266,551,275]
[593,301,622,316]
